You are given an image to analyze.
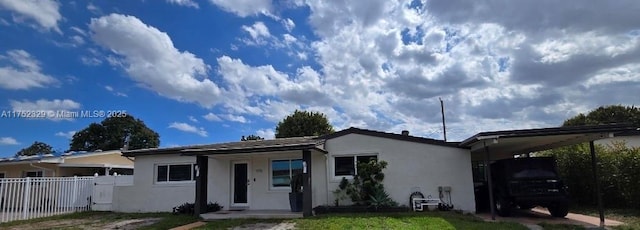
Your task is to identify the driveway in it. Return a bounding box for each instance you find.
[475,207,624,228]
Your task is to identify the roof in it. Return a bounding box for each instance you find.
[0,150,123,165]
[459,123,639,160]
[124,136,326,157]
[319,127,463,148]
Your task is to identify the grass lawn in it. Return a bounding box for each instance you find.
[198,211,528,230]
[0,211,200,230]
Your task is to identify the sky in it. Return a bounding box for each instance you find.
[0,0,639,157]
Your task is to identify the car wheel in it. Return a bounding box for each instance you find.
[548,202,569,218]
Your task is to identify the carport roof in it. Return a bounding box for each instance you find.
[460,123,638,158]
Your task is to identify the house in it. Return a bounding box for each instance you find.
[595,130,640,148]
[0,150,134,178]
[112,124,637,218]
[115,128,475,213]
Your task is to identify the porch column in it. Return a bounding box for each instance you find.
[194,155,208,216]
[302,149,312,217]
[484,141,496,221]
[590,141,605,227]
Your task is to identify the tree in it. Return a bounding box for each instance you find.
[70,115,160,151]
[16,141,53,157]
[563,105,640,127]
[241,135,264,141]
[275,110,335,138]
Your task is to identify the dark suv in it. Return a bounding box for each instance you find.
[490,157,569,217]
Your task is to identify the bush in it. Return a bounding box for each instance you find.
[333,159,398,207]
[172,201,223,215]
[540,142,640,208]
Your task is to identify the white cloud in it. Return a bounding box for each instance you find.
[87,3,100,14]
[241,21,271,45]
[256,129,275,139]
[0,50,58,90]
[104,85,128,97]
[203,112,222,122]
[0,0,61,33]
[209,0,272,17]
[188,115,198,123]
[222,114,248,123]
[282,18,295,32]
[81,56,102,66]
[9,98,81,121]
[89,14,222,108]
[55,131,76,139]
[167,0,199,8]
[0,137,19,145]
[168,122,208,137]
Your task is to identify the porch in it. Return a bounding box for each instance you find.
[180,136,327,217]
[201,209,303,220]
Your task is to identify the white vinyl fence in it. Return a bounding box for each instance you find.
[0,176,94,223]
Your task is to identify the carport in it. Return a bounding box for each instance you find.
[460,124,638,227]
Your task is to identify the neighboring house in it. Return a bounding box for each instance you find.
[116,128,475,213]
[0,150,134,178]
[595,130,640,148]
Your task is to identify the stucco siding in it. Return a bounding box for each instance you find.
[324,134,476,212]
[63,152,133,166]
[0,163,56,177]
[113,154,195,212]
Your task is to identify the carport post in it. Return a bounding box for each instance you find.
[484,141,496,220]
[302,149,313,217]
[589,141,605,227]
[194,155,208,216]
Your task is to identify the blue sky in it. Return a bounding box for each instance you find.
[1,0,639,157]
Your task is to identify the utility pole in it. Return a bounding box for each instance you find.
[440,97,447,141]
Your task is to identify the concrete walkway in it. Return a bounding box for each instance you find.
[475,207,624,228]
[201,210,302,220]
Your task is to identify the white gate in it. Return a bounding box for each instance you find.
[0,176,94,223]
[91,175,133,211]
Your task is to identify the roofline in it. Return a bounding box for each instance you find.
[318,127,464,148]
[62,150,122,159]
[124,139,325,157]
[181,145,327,156]
[459,123,638,147]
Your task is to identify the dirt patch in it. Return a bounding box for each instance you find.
[6,217,162,230]
[231,222,296,230]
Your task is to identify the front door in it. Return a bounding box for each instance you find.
[232,161,249,207]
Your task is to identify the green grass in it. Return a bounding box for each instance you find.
[0,211,200,230]
[198,211,528,230]
[569,205,640,230]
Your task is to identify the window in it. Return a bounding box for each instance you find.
[271,159,303,188]
[156,164,196,182]
[334,155,377,176]
[24,171,43,178]
[0,172,5,178]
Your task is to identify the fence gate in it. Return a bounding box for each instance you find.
[0,176,94,223]
[92,175,133,211]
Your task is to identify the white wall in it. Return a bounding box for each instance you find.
[113,154,195,212]
[323,134,476,212]
[207,150,327,210]
[595,136,640,148]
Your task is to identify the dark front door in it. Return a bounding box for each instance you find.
[233,162,248,205]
